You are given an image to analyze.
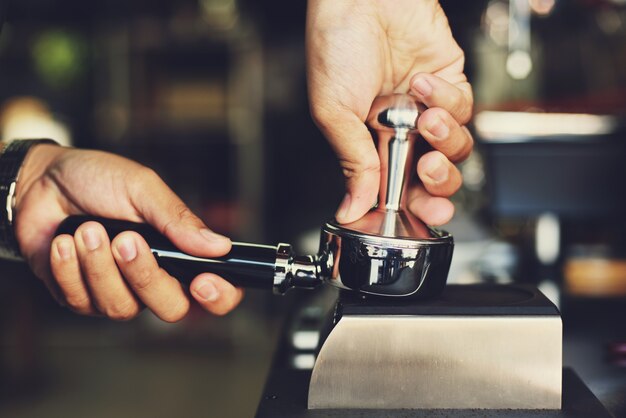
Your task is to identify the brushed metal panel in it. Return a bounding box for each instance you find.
[308,315,562,409]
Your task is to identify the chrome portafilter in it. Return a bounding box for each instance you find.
[55,94,453,299]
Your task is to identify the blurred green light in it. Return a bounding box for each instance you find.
[32,29,87,89]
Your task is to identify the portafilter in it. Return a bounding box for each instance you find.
[55,94,454,299]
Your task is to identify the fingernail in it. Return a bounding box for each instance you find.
[427,116,449,140]
[194,278,219,302]
[199,228,229,242]
[425,157,448,183]
[335,194,352,222]
[413,77,433,97]
[81,228,101,251]
[56,241,72,261]
[115,237,137,262]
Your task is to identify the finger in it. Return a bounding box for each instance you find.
[129,169,231,258]
[410,72,473,125]
[189,273,244,316]
[417,150,463,197]
[417,107,474,162]
[111,231,190,323]
[310,104,379,224]
[50,235,98,315]
[74,221,141,321]
[406,184,455,226]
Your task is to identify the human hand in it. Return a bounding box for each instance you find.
[307,0,473,225]
[14,145,243,321]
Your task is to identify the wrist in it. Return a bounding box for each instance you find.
[0,139,61,259]
[15,143,66,208]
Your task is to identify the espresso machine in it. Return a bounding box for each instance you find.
[56,95,610,416]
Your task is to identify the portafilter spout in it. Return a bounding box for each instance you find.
[55,94,453,299]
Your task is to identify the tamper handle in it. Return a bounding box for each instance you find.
[366,94,425,212]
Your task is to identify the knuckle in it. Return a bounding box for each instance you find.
[310,100,337,130]
[66,293,91,312]
[105,299,140,321]
[448,144,466,162]
[449,149,469,163]
[128,166,162,197]
[160,297,190,323]
[450,128,474,162]
[462,131,475,157]
[310,96,355,132]
[455,93,473,125]
[137,166,159,184]
[340,155,380,181]
[162,204,199,236]
[83,265,109,284]
[456,107,472,126]
[174,204,195,222]
[450,93,469,122]
[130,266,158,291]
[449,173,463,195]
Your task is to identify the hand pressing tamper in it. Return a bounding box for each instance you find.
[56,94,453,299]
[318,94,453,298]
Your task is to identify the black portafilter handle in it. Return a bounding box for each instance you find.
[55,216,321,293]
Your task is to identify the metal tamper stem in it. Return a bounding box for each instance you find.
[339,94,434,238]
[55,94,453,299]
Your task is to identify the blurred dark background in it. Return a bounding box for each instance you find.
[0,0,625,417]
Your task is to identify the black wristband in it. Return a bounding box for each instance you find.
[0,139,59,260]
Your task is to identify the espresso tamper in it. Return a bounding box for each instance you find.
[55,94,453,299]
[317,94,453,298]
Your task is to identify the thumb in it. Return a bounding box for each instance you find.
[313,108,379,224]
[130,170,231,257]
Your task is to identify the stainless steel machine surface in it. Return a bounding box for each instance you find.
[309,315,561,409]
[256,285,610,417]
[308,285,562,410]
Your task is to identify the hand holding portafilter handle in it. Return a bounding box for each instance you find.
[55,216,320,294]
[54,94,452,298]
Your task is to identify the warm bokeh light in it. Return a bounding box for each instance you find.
[475,111,617,140]
[529,0,556,16]
[0,97,72,145]
[506,50,533,79]
[483,0,510,46]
